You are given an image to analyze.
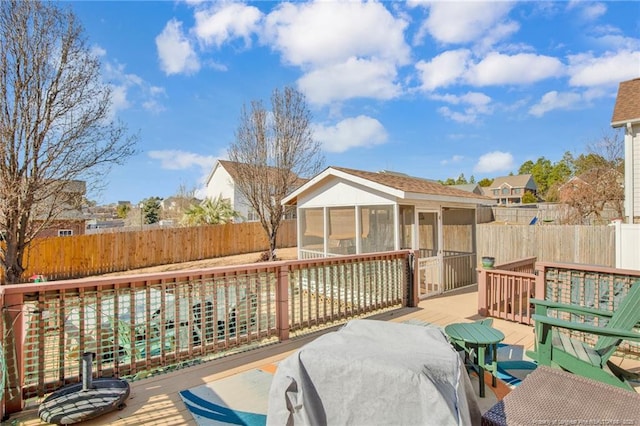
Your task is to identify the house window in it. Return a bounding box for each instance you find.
[501,188,509,195]
[58,229,73,237]
[361,205,394,254]
[514,188,521,194]
[300,208,324,255]
[328,207,356,255]
[247,209,260,221]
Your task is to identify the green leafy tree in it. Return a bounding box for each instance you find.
[477,178,493,187]
[181,196,241,226]
[141,197,161,224]
[521,191,538,204]
[116,204,130,219]
[455,173,467,185]
[440,178,456,185]
[519,157,553,198]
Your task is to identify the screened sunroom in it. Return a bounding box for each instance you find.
[282,166,492,298]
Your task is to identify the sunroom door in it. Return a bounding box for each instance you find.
[417,211,442,298]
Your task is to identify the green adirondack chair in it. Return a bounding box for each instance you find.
[526,281,640,391]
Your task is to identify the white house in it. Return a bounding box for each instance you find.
[282,166,493,299]
[204,160,256,221]
[204,160,305,222]
[611,77,640,224]
[611,77,640,271]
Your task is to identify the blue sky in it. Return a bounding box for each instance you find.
[67,1,640,205]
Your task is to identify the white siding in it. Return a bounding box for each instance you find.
[633,126,640,219]
[615,221,640,270]
[297,176,395,208]
[205,165,235,203]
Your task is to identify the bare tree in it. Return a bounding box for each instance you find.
[228,87,324,260]
[559,130,625,223]
[0,1,136,283]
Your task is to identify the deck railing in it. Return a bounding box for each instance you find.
[478,259,640,355]
[443,251,476,291]
[0,251,410,415]
[477,257,539,325]
[537,261,640,357]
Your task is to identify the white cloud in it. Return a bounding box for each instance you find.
[432,91,491,108]
[593,33,640,51]
[474,151,514,173]
[431,91,492,123]
[440,155,464,165]
[313,116,388,153]
[102,61,166,117]
[156,19,201,76]
[416,1,516,45]
[109,85,129,116]
[567,50,640,87]
[567,1,607,21]
[148,150,217,171]
[91,45,107,57]
[262,1,410,67]
[467,52,564,86]
[298,58,401,105]
[194,3,262,48]
[529,91,582,117]
[438,106,478,124]
[415,49,471,91]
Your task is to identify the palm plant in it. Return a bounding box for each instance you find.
[181,196,242,226]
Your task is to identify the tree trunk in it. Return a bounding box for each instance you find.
[269,233,278,261]
[3,240,25,285]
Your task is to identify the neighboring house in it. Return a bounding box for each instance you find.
[35,180,87,238]
[282,166,493,299]
[204,160,306,222]
[486,174,537,205]
[161,196,200,212]
[611,77,640,223]
[452,183,484,195]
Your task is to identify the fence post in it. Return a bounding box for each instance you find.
[409,250,420,307]
[2,291,25,416]
[534,263,546,300]
[477,268,488,316]
[276,265,289,341]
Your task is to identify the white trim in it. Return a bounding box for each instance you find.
[282,167,404,205]
[625,124,634,222]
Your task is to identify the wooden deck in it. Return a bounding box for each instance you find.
[9,284,639,425]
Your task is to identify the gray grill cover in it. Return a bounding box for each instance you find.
[267,319,481,425]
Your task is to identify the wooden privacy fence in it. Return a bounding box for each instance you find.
[476,224,615,267]
[9,221,617,283]
[13,221,296,282]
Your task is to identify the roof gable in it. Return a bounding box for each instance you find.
[207,160,307,188]
[283,166,492,205]
[490,174,536,190]
[611,78,640,127]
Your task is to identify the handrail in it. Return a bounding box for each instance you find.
[1,251,411,416]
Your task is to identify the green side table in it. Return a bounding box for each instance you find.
[444,322,505,397]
